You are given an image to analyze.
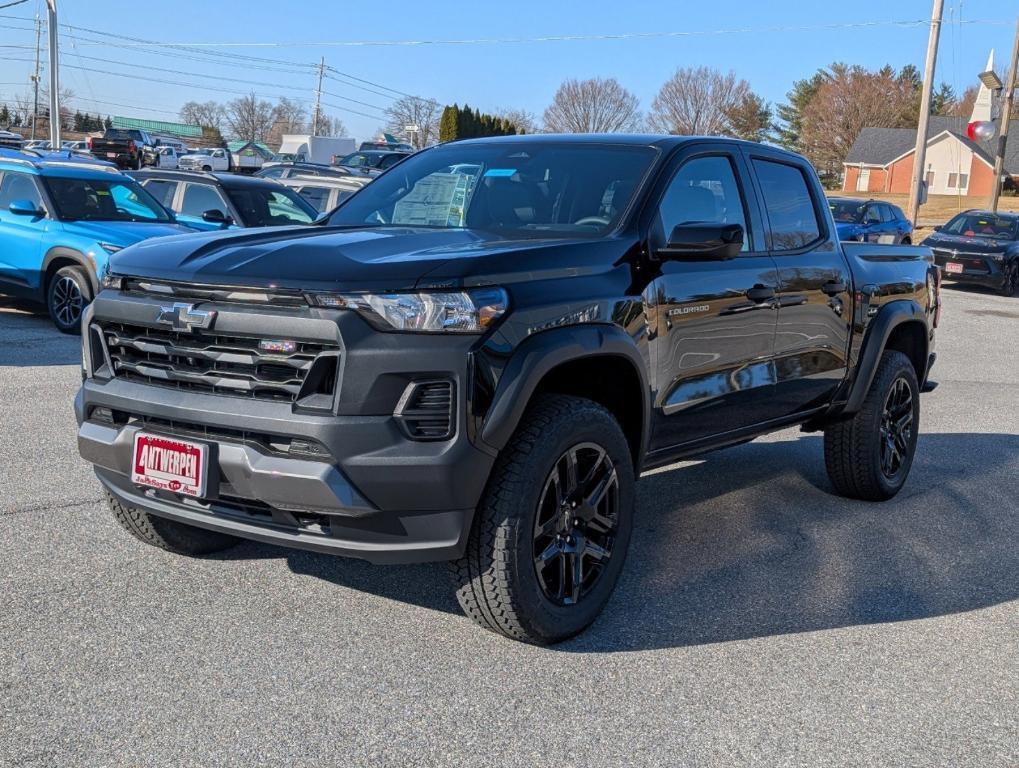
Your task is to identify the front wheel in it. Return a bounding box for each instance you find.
[1001,261,1019,297]
[450,395,635,645]
[47,265,92,334]
[106,492,241,556]
[824,350,920,501]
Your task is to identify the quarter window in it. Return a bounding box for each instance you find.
[657,155,749,251]
[752,159,822,251]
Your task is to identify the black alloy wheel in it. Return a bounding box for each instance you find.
[533,442,619,606]
[879,376,914,481]
[1002,262,1019,297]
[48,272,84,330]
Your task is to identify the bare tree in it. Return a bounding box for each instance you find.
[543,78,642,133]
[308,111,348,137]
[180,100,227,131]
[799,64,916,179]
[225,92,276,143]
[496,107,540,134]
[649,67,767,138]
[385,96,441,149]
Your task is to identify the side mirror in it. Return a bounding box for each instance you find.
[201,208,232,225]
[9,199,44,217]
[659,223,743,261]
[933,225,943,232]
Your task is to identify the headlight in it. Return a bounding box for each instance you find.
[100,264,123,290]
[309,287,508,333]
[98,242,123,254]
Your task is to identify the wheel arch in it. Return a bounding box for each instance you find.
[844,300,929,415]
[478,324,650,470]
[42,247,98,298]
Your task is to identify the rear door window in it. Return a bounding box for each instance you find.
[297,186,330,211]
[752,159,823,251]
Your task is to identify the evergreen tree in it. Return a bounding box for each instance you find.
[0,104,10,128]
[439,104,459,142]
[104,115,113,130]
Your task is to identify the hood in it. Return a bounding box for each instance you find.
[921,232,1014,254]
[63,219,197,246]
[108,225,633,292]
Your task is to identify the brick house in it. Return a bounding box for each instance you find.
[841,116,1019,198]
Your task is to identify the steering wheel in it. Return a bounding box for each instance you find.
[574,216,610,227]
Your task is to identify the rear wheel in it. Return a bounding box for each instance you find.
[824,350,920,501]
[106,491,241,556]
[47,265,91,334]
[1001,261,1019,297]
[450,395,635,645]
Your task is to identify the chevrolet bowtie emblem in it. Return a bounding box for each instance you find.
[156,302,216,333]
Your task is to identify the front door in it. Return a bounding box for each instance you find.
[744,150,853,417]
[645,147,781,455]
[0,171,45,295]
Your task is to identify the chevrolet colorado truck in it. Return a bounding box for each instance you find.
[75,135,940,644]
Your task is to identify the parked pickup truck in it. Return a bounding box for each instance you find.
[177,147,231,173]
[76,135,941,644]
[88,128,157,170]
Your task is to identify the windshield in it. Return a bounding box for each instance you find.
[327,142,658,237]
[943,213,1019,240]
[829,200,864,223]
[43,176,173,222]
[224,186,317,227]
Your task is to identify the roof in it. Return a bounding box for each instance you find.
[280,174,367,189]
[227,141,274,157]
[0,148,122,176]
[112,116,203,139]
[129,169,289,189]
[845,116,1019,172]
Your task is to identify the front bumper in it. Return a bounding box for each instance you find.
[75,290,497,564]
[931,251,1005,288]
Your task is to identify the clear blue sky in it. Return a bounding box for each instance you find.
[0,0,1016,141]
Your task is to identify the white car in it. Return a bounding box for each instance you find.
[177,147,230,172]
[154,146,187,169]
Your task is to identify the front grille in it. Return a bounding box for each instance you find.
[102,322,338,403]
[395,380,455,440]
[122,278,307,307]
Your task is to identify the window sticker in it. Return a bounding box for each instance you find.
[483,168,517,178]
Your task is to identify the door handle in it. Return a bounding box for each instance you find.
[821,281,847,296]
[746,286,775,303]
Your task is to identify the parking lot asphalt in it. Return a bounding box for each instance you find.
[1,288,1017,768]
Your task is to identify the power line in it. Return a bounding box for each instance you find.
[39,17,1014,48]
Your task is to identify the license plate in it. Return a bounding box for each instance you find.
[945,262,964,274]
[106,152,116,158]
[132,432,208,498]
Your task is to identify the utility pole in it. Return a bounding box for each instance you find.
[907,0,945,225]
[30,15,41,140]
[312,57,324,136]
[990,16,1019,212]
[46,0,60,147]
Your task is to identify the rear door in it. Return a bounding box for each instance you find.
[645,143,782,454]
[744,148,852,418]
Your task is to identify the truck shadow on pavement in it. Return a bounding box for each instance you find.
[225,431,1019,653]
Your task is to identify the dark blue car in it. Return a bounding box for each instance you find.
[828,197,913,244]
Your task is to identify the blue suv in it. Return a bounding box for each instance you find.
[828,197,913,244]
[0,149,195,332]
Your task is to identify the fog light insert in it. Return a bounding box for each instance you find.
[91,406,115,424]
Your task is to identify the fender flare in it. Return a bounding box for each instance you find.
[479,323,651,462]
[843,299,928,414]
[42,247,98,298]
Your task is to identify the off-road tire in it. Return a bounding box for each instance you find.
[824,350,920,501]
[47,265,92,334]
[106,491,241,556]
[450,395,635,645]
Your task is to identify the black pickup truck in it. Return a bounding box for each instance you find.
[88,128,157,170]
[76,135,941,644]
